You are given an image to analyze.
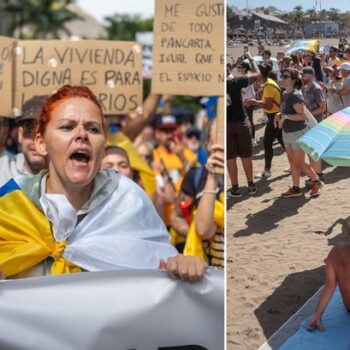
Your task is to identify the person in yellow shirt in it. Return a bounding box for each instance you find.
[245,64,285,178]
[153,115,196,227]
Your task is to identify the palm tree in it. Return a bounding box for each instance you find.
[4,0,80,39]
[292,6,305,33]
[328,8,340,22]
[305,8,316,20]
[318,9,328,21]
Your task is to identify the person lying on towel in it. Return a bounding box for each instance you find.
[307,245,350,331]
[0,85,207,281]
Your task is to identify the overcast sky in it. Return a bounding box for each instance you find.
[229,0,349,12]
[76,0,155,22]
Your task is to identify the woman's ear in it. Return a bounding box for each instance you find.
[34,133,48,156]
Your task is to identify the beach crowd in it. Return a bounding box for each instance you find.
[227,39,350,199]
[227,38,350,336]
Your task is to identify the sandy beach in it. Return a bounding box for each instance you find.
[227,41,350,349]
[227,112,350,349]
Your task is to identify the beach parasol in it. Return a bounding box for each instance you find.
[297,107,350,166]
[247,56,279,71]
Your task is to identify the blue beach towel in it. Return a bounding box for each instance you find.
[280,287,350,350]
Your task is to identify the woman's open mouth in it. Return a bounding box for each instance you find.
[69,150,91,166]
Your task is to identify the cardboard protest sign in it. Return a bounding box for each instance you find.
[152,0,224,96]
[14,40,143,115]
[0,36,16,117]
[214,96,224,174]
[216,96,224,145]
[136,31,153,79]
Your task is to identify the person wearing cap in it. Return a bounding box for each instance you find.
[0,117,17,187]
[15,95,48,176]
[184,125,208,166]
[301,66,326,184]
[227,51,260,197]
[0,96,48,187]
[327,62,350,108]
[183,126,201,153]
[245,64,284,179]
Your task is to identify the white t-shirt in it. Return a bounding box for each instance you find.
[241,83,255,101]
[326,80,344,114]
[0,150,17,187]
[341,76,350,108]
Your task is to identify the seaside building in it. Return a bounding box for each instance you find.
[228,6,288,41]
[304,21,339,38]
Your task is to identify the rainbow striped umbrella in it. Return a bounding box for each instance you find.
[298,107,350,166]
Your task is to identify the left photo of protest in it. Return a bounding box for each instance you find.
[0,1,225,349]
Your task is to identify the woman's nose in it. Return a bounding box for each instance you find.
[74,125,88,140]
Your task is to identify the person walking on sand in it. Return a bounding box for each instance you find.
[226,52,261,197]
[301,66,326,186]
[245,64,284,179]
[238,61,257,145]
[275,68,321,198]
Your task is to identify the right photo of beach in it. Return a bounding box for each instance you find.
[226,1,350,349]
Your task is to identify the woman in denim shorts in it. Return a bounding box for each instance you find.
[275,68,321,198]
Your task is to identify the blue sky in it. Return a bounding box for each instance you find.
[229,0,349,12]
[77,0,154,22]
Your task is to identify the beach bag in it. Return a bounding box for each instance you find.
[304,106,318,128]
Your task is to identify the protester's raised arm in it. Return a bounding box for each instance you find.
[245,52,261,85]
[194,145,224,240]
[123,94,162,141]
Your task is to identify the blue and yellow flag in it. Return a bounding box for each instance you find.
[0,179,80,277]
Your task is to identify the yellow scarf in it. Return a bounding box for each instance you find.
[0,181,81,277]
[184,196,224,262]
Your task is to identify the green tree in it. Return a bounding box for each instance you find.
[318,9,328,21]
[4,0,80,39]
[305,8,316,19]
[292,6,305,33]
[104,14,153,41]
[328,8,340,21]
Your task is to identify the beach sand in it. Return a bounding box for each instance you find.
[226,104,350,347]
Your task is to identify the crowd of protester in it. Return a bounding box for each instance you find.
[0,89,224,272]
[227,39,350,199]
